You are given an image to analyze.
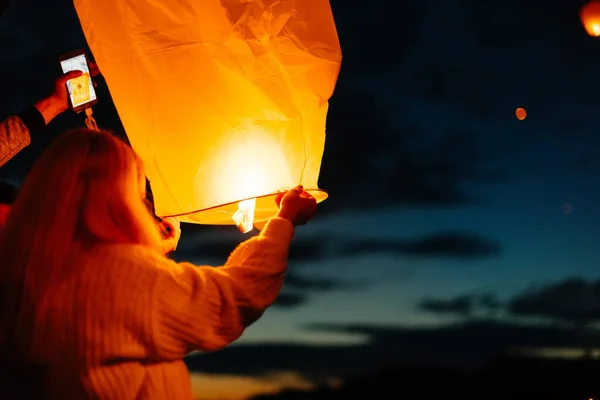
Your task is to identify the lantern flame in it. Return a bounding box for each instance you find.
[232,198,256,233]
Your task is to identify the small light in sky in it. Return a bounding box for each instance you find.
[580,1,600,37]
[564,203,572,214]
[515,107,527,120]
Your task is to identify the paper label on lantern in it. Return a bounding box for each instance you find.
[74,0,342,225]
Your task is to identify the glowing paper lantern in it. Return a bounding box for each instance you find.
[581,1,600,37]
[74,0,342,230]
[515,107,526,120]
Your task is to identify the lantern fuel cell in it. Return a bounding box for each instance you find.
[232,198,257,233]
[74,0,342,229]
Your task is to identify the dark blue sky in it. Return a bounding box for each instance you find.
[2,0,600,397]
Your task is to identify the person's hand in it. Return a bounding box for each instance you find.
[34,70,83,124]
[275,185,317,227]
[159,217,181,255]
[52,70,84,113]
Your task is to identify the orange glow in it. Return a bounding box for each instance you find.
[581,1,600,37]
[515,107,527,120]
[74,0,342,227]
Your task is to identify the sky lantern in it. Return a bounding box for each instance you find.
[515,107,527,120]
[581,1,600,37]
[73,0,342,231]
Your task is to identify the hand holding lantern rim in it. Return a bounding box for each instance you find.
[275,185,317,227]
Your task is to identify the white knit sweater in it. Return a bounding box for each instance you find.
[0,217,294,399]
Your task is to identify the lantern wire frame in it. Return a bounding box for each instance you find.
[163,188,328,225]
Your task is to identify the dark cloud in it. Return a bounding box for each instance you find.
[176,227,502,265]
[318,85,505,214]
[273,274,368,308]
[173,230,329,265]
[171,229,500,307]
[508,278,600,325]
[479,292,502,310]
[342,231,502,260]
[272,273,367,309]
[185,320,595,379]
[283,274,359,292]
[172,230,369,309]
[418,292,501,317]
[415,277,600,326]
[272,292,306,308]
[250,358,599,400]
[419,295,474,316]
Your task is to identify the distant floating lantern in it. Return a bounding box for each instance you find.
[515,107,527,120]
[74,0,342,231]
[581,1,600,37]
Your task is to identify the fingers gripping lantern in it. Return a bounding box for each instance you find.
[73,0,342,230]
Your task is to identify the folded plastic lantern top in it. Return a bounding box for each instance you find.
[74,0,342,224]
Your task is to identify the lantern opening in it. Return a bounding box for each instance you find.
[232,198,256,233]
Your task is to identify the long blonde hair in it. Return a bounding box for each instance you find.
[0,129,162,347]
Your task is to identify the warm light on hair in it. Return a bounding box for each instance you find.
[0,129,163,344]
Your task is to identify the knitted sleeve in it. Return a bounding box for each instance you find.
[0,107,46,167]
[152,217,294,357]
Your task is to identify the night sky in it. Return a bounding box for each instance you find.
[2,0,600,398]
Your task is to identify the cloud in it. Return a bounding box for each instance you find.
[172,230,369,309]
[418,295,474,316]
[185,320,597,380]
[176,228,502,264]
[171,229,500,308]
[341,232,502,260]
[272,293,307,308]
[418,292,501,317]
[283,274,357,292]
[507,277,600,325]
[272,273,368,308]
[173,227,329,265]
[318,86,505,214]
[415,277,600,326]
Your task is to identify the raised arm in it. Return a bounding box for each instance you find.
[0,109,41,167]
[152,186,316,357]
[154,217,293,356]
[0,70,83,167]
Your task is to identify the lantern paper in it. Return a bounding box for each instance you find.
[515,107,526,120]
[581,1,600,37]
[74,0,342,227]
